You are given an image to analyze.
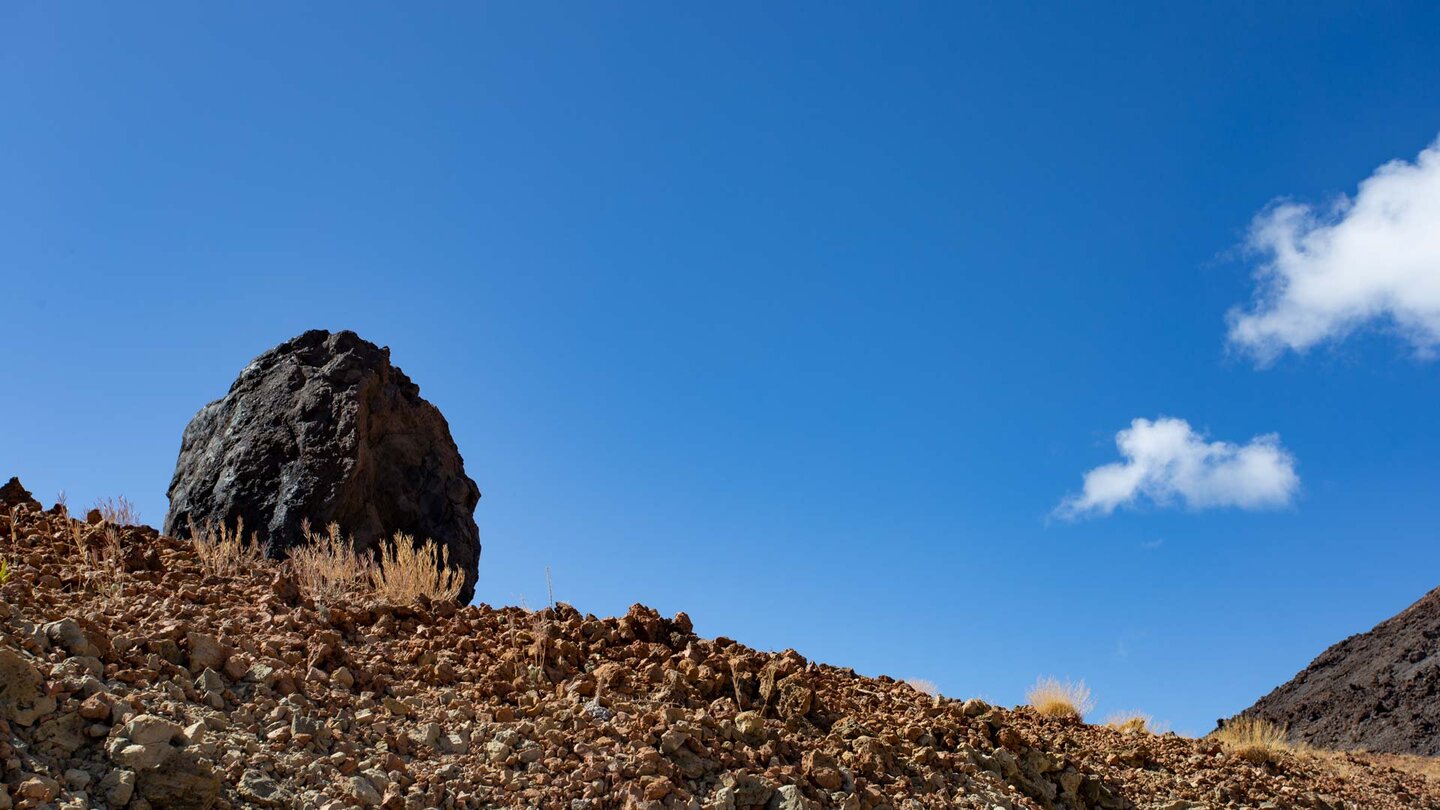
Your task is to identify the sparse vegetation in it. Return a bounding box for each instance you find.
[1105,711,1155,735]
[92,495,140,526]
[190,517,265,578]
[71,522,124,607]
[904,677,940,697]
[370,532,462,604]
[1211,716,1292,764]
[289,521,463,605]
[290,520,374,603]
[1026,676,1095,720]
[0,558,9,585]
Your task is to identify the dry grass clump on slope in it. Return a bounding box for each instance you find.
[371,532,462,603]
[1027,676,1095,720]
[290,520,374,603]
[92,495,141,526]
[1211,716,1292,764]
[1104,711,1155,735]
[289,520,463,605]
[189,517,264,578]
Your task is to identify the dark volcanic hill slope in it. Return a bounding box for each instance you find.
[1235,586,1440,755]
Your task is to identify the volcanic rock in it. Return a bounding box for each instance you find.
[163,330,481,601]
[1230,584,1440,755]
[0,477,38,510]
[0,648,49,726]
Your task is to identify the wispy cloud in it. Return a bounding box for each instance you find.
[1057,417,1298,518]
[1228,135,1440,363]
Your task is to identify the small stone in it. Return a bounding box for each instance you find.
[186,632,227,673]
[409,722,442,749]
[18,776,58,802]
[116,742,174,770]
[195,667,224,693]
[583,699,613,722]
[768,785,815,810]
[734,711,766,737]
[0,648,50,725]
[124,714,183,745]
[349,774,383,806]
[101,769,137,806]
[79,692,113,720]
[224,654,251,681]
[239,768,292,807]
[43,618,101,658]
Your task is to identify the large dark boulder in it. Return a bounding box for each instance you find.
[0,477,40,510]
[164,330,481,601]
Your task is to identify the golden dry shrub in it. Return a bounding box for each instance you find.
[371,532,461,604]
[1026,677,1095,721]
[904,678,940,697]
[92,496,141,526]
[1212,716,1291,764]
[289,521,374,603]
[68,521,124,607]
[189,517,264,578]
[1105,711,1154,735]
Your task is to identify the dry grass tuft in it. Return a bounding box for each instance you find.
[1358,752,1440,782]
[371,532,462,604]
[289,521,374,603]
[93,496,141,526]
[190,517,265,578]
[1105,711,1155,735]
[1211,716,1292,764]
[904,678,940,697]
[72,522,124,607]
[1026,677,1095,721]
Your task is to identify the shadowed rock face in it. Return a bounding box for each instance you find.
[164,330,481,602]
[1230,586,1440,755]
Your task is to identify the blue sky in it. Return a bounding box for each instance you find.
[4,3,1440,735]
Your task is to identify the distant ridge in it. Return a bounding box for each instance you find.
[1233,586,1440,755]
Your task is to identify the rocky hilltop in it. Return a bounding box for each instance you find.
[1232,586,1440,756]
[1,479,1437,809]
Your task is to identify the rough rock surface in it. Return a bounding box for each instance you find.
[0,478,38,510]
[1232,585,1440,755]
[163,330,481,602]
[3,482,1438,809]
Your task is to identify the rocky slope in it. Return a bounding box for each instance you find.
[1233,585,1440,756]
[1,479,1436,809]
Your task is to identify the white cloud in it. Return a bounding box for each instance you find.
[1057,417,1298,518]
[1228,136,1440,362]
